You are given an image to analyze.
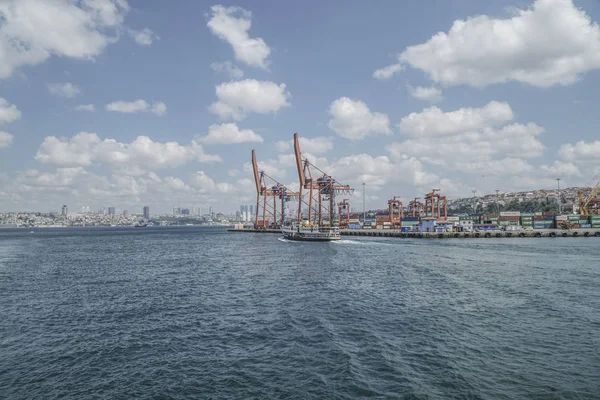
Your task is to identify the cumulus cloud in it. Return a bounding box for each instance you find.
[199,123,263,145]
[0,98,21,124]
[76,104,95,112]
[128,28,157,46]
[407,86,443,103]
[275,136,333,154]
[374,0,600,88]
[399,101,514,137]
[210,61,244,79]
[330,154,439,189]
[373,63,404,80]
[390,101,545,178]
[35,132,222,171]
[0,131,13,148]
[2,166,256,212]
[327,97,390,140]
[0,0,130,79]
[105,99,167,116]
[47,82,81,98]
[209,79,291,120]
[558,140,600,162]
[540,160,582,177]
[151,102,167,116]
[207,5,271,69]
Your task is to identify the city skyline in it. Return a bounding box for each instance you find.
[1,0,599,212]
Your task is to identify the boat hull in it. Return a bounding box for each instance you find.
[281,227,341,241]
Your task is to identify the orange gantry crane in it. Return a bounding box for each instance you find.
[409,197,424,218]
[337,199,351,228]
[424,189,448,220]
[388,197,403,228]
[252,149,298,229]
[293,133,353,226]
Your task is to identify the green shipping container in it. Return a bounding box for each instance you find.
[568,215,580,221]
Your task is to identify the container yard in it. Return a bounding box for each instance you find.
[233,133,600,240]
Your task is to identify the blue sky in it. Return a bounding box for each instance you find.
[1,0,599,213]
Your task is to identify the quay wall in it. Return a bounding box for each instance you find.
[227,228,600,238]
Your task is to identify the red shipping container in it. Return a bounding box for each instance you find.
[499,216,520,221]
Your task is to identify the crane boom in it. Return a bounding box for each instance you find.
[251,149,261,194]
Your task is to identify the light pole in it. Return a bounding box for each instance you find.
[556,178,561,214]
[495,189,500,216]
[362,182,366,223]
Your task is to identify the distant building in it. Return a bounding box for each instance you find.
[249,205,254,215]
[61,205,68,216]
[181,208,190,215]
[143,206,150,220]
[108,207,116,216]
[236,211,241,220]
[173,207,181,215]
[123,210,129,218]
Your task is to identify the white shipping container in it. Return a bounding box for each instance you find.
[376,225,383,229]
[383,222,392,225]
[555,215,568,221]
[505,225,523,231]
[500,211,521,217]
[446,216,460,222]
[383,225,390,229]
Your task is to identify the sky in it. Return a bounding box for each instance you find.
[1,0,600,214]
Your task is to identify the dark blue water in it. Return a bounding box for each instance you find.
[1,227,599,399]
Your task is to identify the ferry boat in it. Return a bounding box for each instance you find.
[281,222,341,241]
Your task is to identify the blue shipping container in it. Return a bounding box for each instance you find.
[400,227,411,232]
[403,217,419,221]
[581,224,592,229]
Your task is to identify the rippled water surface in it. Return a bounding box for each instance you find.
[1,227,600,399]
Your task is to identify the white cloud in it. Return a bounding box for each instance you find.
[329,153,440,190]
[76,104,95,112]
[373,63,403,80]
[0,131,13,148]
[275,136,333,154]
[106,99,148,113]
[207,5,271,69]
[558,140,600,162]
[209,79,291,121]
[390,102,545,178]
[376,0,600,88]
[47,82,81,98]
[0,0,129,79]
[35,132,101,167]
[128,28,157,46]
[407,86,443,103]
[1,166,255,213]
[200,123,263,145]
[0,98,21,124]
[105,99,167,116]
[399,101,514,137]
[210,61,244,79]
[327,97,390,140]
[151,102,167,116]
[35,132,222,170]
[540,160,582,178]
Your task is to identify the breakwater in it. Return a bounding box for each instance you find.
[227,228,600,238]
